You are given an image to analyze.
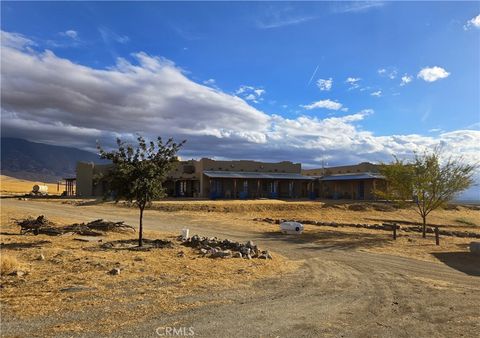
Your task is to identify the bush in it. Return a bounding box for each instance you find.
[0,254,20,275]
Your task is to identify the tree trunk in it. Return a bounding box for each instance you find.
[138,207,144,247]
[422,215,426,238]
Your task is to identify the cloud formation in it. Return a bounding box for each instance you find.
[417,66,450,82]
[377,67,397,79]
[400,74,413,86]
[60,30,78,39]
[235,85,265,103]
[316,78,333,91]
[346,77,361,89]
[464,14,480,30]
[1,31,479,174]
[301,99,343,111]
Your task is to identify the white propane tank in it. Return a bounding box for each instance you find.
[32,185,48,195]
[280,221,304,234]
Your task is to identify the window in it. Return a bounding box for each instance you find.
[243,180,248,192]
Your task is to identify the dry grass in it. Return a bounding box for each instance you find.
[0,175,59,196]
[0,253,21,275]
[0,208,298,335]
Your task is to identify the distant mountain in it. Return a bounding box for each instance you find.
[1,138,106,182]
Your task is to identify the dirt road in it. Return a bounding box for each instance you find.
[2,199,479,337]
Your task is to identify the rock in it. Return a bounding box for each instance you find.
[134,256,143,261]
[199,248,208,255]
[37,254,45,261]
[258,251,273,260]
[177,251,185,258]
[233,252,242,258]
[240,247,251,255]
[246,240,255,248]
[108,268,121,275]
[9,270,25,277]
[470,242,480,255]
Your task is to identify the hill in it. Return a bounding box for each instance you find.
[0,138,105,182]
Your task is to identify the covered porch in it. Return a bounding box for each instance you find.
[203,171,315,199]
[317,173,385,200]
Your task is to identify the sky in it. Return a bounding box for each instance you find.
[1,1,479,197]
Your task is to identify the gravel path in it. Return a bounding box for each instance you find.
[2,199,479,337]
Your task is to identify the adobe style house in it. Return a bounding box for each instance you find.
[303,162,386,200]
[76,159,385,200]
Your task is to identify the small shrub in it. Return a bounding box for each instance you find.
[0,254,20,275]
[347,204,369,211]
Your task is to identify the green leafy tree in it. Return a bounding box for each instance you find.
[378,149,476,238]
[97,136,185,246]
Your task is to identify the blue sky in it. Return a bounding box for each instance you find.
[1,1,479,187]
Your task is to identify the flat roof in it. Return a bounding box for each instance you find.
[203,171,314,180]
[319,172,384,181]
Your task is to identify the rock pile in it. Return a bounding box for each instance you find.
[181,235,272,260]
[253,218,480,239]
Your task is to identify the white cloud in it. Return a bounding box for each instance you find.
[60,30,78,39]
[333,1,385,13]
[301,99,343,111]
[316,78,333,91]
[99,27,129,44]
[370,90,382,97]
[1,30,479,178]
[256,7,316,29]
[417,66,450,82]
[1,31,35,49]
[235,85,265,103]
[400,74,413,86]
[203,78,216,85]
[377,67,397,79]
[464,14,480,30]
[254,89,265,96]
[346,77,361,89]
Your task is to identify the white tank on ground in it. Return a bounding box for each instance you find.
[32,184,48,195]
[280,221,304,234]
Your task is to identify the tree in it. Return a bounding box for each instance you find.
[378,149,476,238]
[97,136,185,246]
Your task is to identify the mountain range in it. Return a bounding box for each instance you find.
[1,138,104,182]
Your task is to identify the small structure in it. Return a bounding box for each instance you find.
[63,177,76,196]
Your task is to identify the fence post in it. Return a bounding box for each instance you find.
[392,223,397,240]
[434,226,440,246]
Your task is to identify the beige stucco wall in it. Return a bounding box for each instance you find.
[302,162,379,177]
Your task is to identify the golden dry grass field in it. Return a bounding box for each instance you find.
[0,204,297,335]
[0,175,60,196]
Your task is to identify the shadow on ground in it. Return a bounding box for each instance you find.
[0,240,51,250]
[259,230,391,251]
[432,252,480,277]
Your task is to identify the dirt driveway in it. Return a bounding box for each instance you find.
[2,199,479,337]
